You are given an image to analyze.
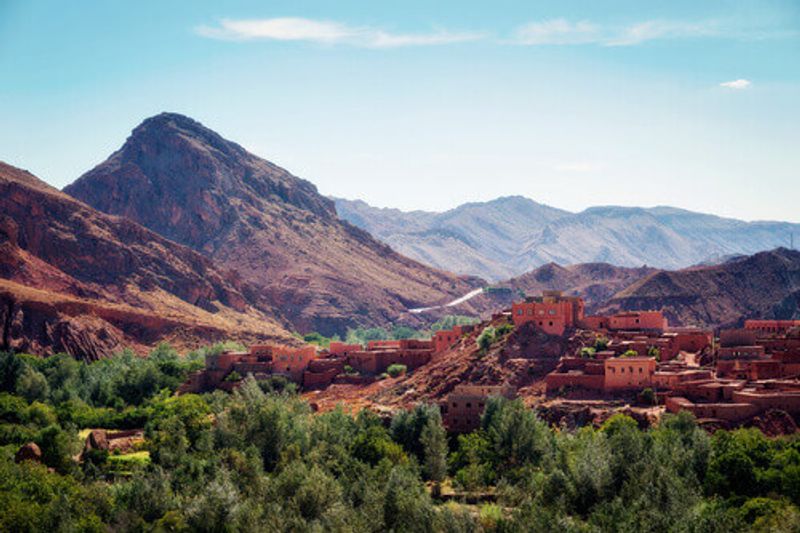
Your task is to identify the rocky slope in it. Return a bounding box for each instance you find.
[601,248,800,328]
[306,317,593,413]
[65,113,481,336]
[0,162,292,360]
[335,198,800,280]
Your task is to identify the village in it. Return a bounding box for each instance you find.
[179,290,800,432]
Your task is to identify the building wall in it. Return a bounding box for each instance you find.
[511,293,585,336]
[442,385,516,432]
[720,329,757,348]
[512,302,568,335]
[732,390,800,414]
[608,311,667,332]
[263,345,317,382]
[545,372,605,392]
[665,396,760,422]
[434,327,462,354]
[668,328,713,353]
[581,315,609,330]
[745,320,800,336]
[328,342,362,356]
[603,357,656,390]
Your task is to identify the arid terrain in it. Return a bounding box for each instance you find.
[0,162,292,360]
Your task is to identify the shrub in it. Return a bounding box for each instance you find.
[387,364,407,378]
[496,323,514,336]
[302,332,331,347]
[641,387,657,405]
[580,347,596,358]
[477,327,496,352]
[594,337,609,351]
[430,315,479,332]
[621,349,639,358]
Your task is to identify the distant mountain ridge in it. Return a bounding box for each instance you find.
[65,113,481,336]
[600,248,800,328]
[334,197,800,281]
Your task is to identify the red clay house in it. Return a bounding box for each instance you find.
[512,291,585,335]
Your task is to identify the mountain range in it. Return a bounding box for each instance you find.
[466,249,800,329]
[3,112,798,360]
[334,196,800,281]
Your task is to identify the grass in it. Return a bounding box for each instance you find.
[106,450,151,475]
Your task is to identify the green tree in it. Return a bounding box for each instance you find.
[420,413,448,485]
[386,364,407,378]
[15,365,49,403]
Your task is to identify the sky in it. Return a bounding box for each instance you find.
[1,0,799,222]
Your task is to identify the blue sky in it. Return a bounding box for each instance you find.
[1,0,798,221]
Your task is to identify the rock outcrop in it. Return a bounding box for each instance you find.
[15,442,42,463]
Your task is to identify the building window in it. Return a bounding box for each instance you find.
[549,309,556,315]
[549,321,554,326]
[466,402,472,408]
[517,309,523,315]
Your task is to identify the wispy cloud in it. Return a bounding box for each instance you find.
[554,162,600,173]
[720,78,752,89]
[607,20,720,46]
[513,19,600,45]
[196,17,485,48]
[513,18,722,46]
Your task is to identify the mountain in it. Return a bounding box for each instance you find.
[334,196,569,280]
[501,262,657,312]
[462,262,658,317]
[601,248,800,328]
[64,113,481,336]
[335,198,800,281]
[0,162,292,360]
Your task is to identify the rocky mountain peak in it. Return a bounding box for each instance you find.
[65,113,335,250]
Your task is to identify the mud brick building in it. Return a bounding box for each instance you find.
[441,384,516,432]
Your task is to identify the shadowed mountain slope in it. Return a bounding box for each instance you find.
[600,248,800,328]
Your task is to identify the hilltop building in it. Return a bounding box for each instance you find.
[512,291,585,335]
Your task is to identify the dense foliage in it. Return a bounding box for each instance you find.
[1,348,800,532]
